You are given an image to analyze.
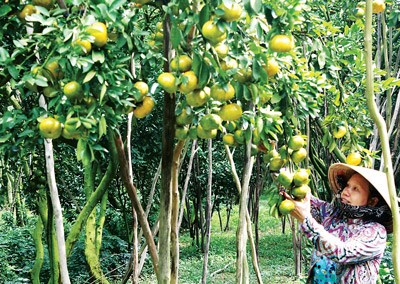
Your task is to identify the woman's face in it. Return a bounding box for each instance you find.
[340,173,371,206]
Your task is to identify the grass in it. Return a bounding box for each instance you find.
[139,196,306,283]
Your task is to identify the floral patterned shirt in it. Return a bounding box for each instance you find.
[300,195,387,284]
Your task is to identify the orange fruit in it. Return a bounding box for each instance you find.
[233,129,245,144]
[277,170,293,188]
[158,72,177,93]
[346,152,362,166]
[63,81,83,101]
[44,60,63,80]
[218,103,243,121]
[175,126,189,140]
[292,184,311,200]
[43,86,58,98]
[73,39,92,54]
[279,199,295,215]
[333,125,347,139]
[87,22,108,48]
[264,58,279,77]
[233,67,252,84]
[186,87,210,107]
[214,43,229,58]
[170,55,192,72]
[372,0,385,13]
[269,34,294,53]
[293,168,309,186]
[133,81,149,101]
[133,96,155,119]
[218,3,242,22]
[210,83,235,102]
[201,20,226,44]
[269,157,285,171]
[18,4,37,21]
[222,133,235,146]
[39,117,62,139]
[291,147,307,164]
[199,114,222,131]
[197,124,217,139]
[176,109,194,126]
[179,71,198,94]
[288,135,305,151]
[221,58,238,70]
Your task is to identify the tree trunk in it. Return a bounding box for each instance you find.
[171,139,185,284]
[178,140,198,229]
[201,139,213,284]
[236,140,254,284]
[113,132,160,279]
[158,13,175,284]
[364,2,400,281]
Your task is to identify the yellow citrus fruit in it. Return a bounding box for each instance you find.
[269,34,294,53]
[32,0,54,9]
[188,126,198,139]
[87,22,108,48]
[263,148,279,163]
[218,3,243,22]
[201,20,226,43]
[233,129,245,144]
[291,147,307,164]
[210,83,235,102]
[39,117,62,139]
[218,103,243,121]
[62,117,83,140]
[158,72,177,93]
[43,86,58,98]
[186,87,210,107]
[293,168,310,186]
[134,81,149,101]
[63,81,83,101]
[355,7,365,18]
[44,60,63,80]
[73,39,92,54]
[288,135,305,151]
[292,184,311,200]
[333,125,347,139]
[372,0,385,13]
[197,124,217,139]
[277,170,293,188]
[133,96,155,119]
[175,126,189,140]
[269,157,285,171]
[176,109,194,126]
[199,114,222,131]
[214,43,229,58]
[279,199,295,215]
[233,67,252,84]
[170,55,192,72]
[346,152,362,166]
[221,58,238,70]
[222,133,235,146]
[264,58,279,77]
[179,71,198,94]
[18,4,37,21]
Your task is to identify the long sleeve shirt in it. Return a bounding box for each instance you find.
[300,195,387,284]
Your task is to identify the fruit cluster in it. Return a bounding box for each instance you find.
[277,168,311,215]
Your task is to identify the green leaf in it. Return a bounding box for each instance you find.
[0,134,12,143]
[0,5,11,17]
[170,26,183,49]
[83,70,97,83]
[0,47,10,63]
[99,84,107,104]
[249,0,262,13]
[92,51,105,63]
[99,116,107,138]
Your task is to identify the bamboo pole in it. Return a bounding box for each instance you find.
[364,1,400,282]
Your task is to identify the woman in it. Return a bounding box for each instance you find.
[283,163,394,284]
